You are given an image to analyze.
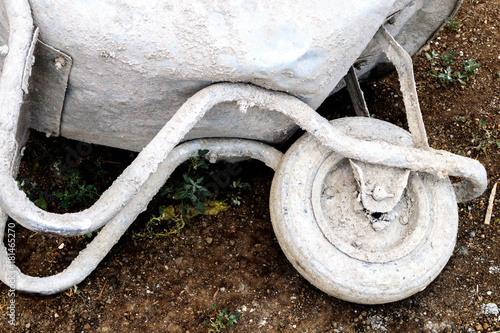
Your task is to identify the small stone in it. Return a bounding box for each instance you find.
[476,324,483,331]
[205,237,213,244]
[54,313,59,318]
[230,240,235,246]
[83,324,91,330]
[175,257,183,265]
[26,323,31,329]
[166,323,183,333]
[481,303,499,316]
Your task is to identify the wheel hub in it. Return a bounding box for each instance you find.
[312,156,430,263]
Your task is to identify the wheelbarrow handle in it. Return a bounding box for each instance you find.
[0,138,282,294]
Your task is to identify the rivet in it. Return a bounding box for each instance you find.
[54,56,66,70]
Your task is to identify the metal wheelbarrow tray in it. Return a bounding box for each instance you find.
[0,0,487,304]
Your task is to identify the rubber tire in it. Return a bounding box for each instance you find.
[270,117,458,304]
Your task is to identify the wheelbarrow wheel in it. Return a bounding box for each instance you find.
[270,117,458,304]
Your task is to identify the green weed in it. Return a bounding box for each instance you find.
[132,206,185,242]
[18,179,59,209]
[55,169,100,209]
[134,150,249,240]
[471,117,500,155]
[446,18,461,31]
[177,173,212,214]
[64,284,84,299]
[77,227,103,244]
[452,115,466,123]
[425,49,480,85]
[158,150,212,215]
[204,304,241,333]
[462,59,480,77]
[226,179,250,206]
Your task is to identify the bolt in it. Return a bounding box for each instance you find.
[54,56,66,70]
[0,45,8,57]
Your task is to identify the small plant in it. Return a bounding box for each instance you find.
[470,117,500,155]
[132,206,185,242]
[158,150,213,215]
[425,49,480,85]
[187,149,211,175]
[204,304,241,333]
[226,179,250,206]
[454,71,468,84]
[441,49,457,67]
[18,179,60,209]
[135,150,248,240]
[425,50,440,73]
[446,17,460,31]
[462,59,480,77]
[64,284,83,299]
[77,227,103,244]
[176,173,212,214]
[437,66,454,84]
[55,169,100,209]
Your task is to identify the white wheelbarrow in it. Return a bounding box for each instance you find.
[0,0,487,304]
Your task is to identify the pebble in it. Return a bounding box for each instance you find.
[205,237,213,244]
[481,303,499,316]
[83,324,91,330]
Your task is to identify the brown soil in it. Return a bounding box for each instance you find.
[1,1,499,332]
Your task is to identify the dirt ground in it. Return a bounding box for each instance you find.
[1,1,499,332]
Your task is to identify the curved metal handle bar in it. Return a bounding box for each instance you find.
[0,0,486,237]
[2,81,486,235]
[0,138,283,294]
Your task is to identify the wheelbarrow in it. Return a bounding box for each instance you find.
[0,0,487,304]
